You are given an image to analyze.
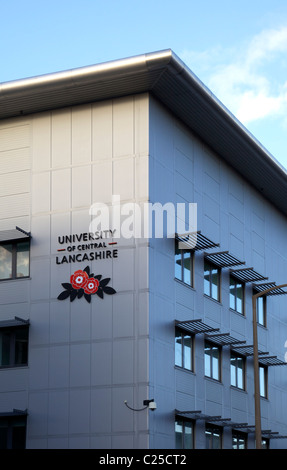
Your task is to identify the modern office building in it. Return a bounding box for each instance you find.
[0,50,287,449]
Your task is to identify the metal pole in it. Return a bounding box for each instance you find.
[252,284,287,450]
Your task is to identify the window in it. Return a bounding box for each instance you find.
[259,365,268,398]
[175,328,193,371]
[256,294,267,327]
[0,326,29,368]
[230,353,245,390]
[175,418,194,449]
[261,438,269,449]
[0,240,30,280]
[229,276,244,314]
[175,243,193,286]
[204,341,221,381]
[232,431,247,449]
[204,261,220,301]
[205,424,222,449]
[0,415,27,449]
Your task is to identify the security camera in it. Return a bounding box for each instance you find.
[143,399,157,411]
[148,401,157,411]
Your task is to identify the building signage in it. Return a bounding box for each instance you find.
[56,230,118,265]
[56,230,117,302]
[57,266,116,303]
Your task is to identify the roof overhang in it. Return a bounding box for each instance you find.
[1,49,287,215]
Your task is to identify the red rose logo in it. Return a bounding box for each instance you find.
[70,269,88,289]
[58,266,116,303]
[84,278,99,294]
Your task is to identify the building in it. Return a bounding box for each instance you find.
[0,49,287,449]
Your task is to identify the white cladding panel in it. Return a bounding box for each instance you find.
[0,94,150,449]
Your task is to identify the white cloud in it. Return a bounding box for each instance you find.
[181,26,287,125]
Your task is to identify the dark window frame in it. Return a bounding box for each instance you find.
[175,242,194,287]
[204,340,221,381]
[229,275,245,315]
[230,352,246,390]
[175,327,194,372]
[232,430,247,449]
[205,423,222,449]
[0,239,30,281]
[259,365,268,398]
[0,415,27,449]
[255,293,267,327]
[204,260,220,301]
[175,417,194,449]
[0,325,29,369]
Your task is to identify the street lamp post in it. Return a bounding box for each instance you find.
[252,283,287,449]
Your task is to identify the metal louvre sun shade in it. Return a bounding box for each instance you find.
[258,356,287,367]
[175,320,246,346]
[175,319,219,335]
[230,267,268,283]
[0,227,31,243]
[0,317,30,329]
[231,344,269,357]
[205,332,246,346]
[204,251,245,268]
[175,411,287,438]
[231,345,287,366]
[253,282,287,296]
[175,231,219,251]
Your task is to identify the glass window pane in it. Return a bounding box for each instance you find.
[183,251,191,285]
[259,366,266,397]
[257,296,265,325]
[175,420,183,449]
[15,329,28,365]
[204,262,210,296]
[175,246,182,280]
[0,421,8,449]
[229,277,236,309]
[204,344,211,377]
[12,420,26,449]
[213,430,221,449]
[236,284,243,313]
[175,332,182,367]
[211,269,218,300]
[0,244,13,279]
[212,347,220,380]
[184,422,193,449]
[16,242,29,278]
[183,335,192,370]
[237,357,243,389]
[230,356,236,387]
[0,331,10,366]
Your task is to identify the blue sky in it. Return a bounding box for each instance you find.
[2,0,287,169]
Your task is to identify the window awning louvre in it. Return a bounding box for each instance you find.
[0,409,28,417]
[0,317,29,329]
[230,267,268,283]
[0,227,31,243]
[176,231,219,251]
[253,282,287,296]
[262,432,287,439]
[175,411,287,437]
[231,345,269,357]
[175,319,219,335]
[205,332,246,346]
[204,251,245,268]
[259,356,287,367]
[175,410,231,425]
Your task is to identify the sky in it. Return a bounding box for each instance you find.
[1,0,287,169]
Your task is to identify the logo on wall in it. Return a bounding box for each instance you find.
[57,266,116,303]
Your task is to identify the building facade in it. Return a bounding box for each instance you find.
[0,50,287,449]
